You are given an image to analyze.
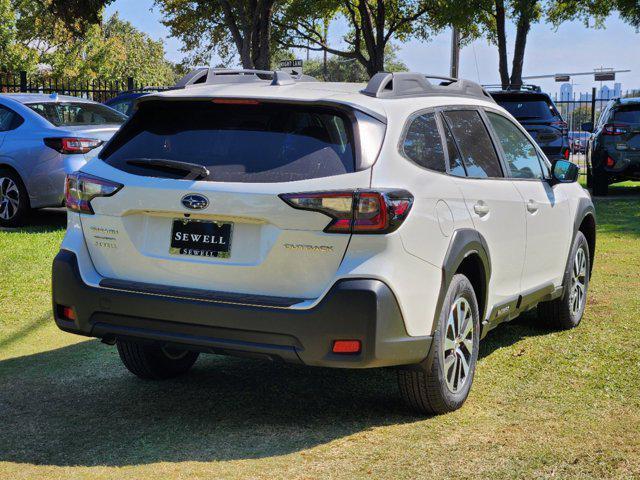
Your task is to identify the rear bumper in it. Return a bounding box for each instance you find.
[52,250,431,368]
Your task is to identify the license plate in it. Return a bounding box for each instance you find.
[170,219,233,258]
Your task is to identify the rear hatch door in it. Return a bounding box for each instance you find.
[79,99,378,301]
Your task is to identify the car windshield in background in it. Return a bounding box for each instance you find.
[27,102,126,126]
[100,101,355,183]
[495,97,557,120]
[613,106,640,124]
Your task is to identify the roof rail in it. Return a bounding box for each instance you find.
[362,72,494,102]
[174,68,317,89]
[483,83,542,93]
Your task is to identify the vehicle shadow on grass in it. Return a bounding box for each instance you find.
[0,313,554,468]
[0,338,419,467]
[0,208,66,233]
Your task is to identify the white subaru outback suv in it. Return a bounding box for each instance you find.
[52,70,596,414]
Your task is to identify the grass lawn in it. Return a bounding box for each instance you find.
[1,187,639,480]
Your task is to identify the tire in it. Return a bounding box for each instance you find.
[592,173,608,196]
[586,166,593,189]
[0,168,30,227]
[537,231,590,330]
[398,274,480,415]
[116,340,199,380]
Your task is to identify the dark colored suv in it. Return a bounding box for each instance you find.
[489,87,570,162]
[583,97,640,196]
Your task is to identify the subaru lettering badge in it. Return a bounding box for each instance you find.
[181,194,209,210]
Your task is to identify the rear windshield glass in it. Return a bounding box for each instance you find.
[27,102,126,126]
[100,101,355,183]
[613,105,640,124]
[494,96,558,120]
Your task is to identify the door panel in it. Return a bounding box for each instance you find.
[512,181,571,290]
[452,177,526,305]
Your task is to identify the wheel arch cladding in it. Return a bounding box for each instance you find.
[431,229,491,335]
[574,197,596,275]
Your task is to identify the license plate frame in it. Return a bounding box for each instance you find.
[170,218,233,259]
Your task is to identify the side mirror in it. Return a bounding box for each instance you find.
[551,160,579,184]
[581,122,594,133]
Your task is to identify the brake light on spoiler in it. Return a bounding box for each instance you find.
[279,190,413,234]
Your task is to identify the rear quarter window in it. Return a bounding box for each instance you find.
[401,112,446,172]
[100,100,356,183]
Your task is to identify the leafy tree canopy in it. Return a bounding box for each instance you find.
[1,1,177,85]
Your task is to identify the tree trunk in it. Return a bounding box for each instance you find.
[509,17,530,88]
[510,1,536,88]
[494,0,509,89]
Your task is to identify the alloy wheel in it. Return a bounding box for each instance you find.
[569,246,587,317]
[442,297,474,393]
[0,177,20,221]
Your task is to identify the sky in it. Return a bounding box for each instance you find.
[105,0,640,96]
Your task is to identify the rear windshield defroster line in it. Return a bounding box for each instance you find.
[100,100,357,183]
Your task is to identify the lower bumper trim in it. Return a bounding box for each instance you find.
[52,250,432,368]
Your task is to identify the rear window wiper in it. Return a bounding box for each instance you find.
[125,158,210,180]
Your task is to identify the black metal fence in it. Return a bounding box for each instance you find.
[553,87,640,169]
[0,71,169,103]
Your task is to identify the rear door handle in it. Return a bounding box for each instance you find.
[473,201,490,216]
[526,199,539,214]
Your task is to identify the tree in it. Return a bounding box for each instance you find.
[278,0,476,78]
[46,14,178,84]
[478,0,543,89]
[156,0,278,70]
[302,44,407,81]
[1,0,177,85]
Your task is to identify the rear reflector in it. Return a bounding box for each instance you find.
[60,306,77,321]
[279,189,413,234]
[332,340,361,354]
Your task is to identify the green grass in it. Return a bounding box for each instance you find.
[1,194,639,480]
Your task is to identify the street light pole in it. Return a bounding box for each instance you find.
[450,27,460,79]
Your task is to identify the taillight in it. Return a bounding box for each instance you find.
[603,124,629,136]
[64,172,122,214]
[563,147,570,160]
[279,189,413,234]
[551,120,568,135]
[44,137,103,154]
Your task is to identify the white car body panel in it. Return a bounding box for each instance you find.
[58,77,592,342]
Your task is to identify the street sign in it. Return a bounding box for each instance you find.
[554,74,570,82]
[594,72,615,81]
[280,59,304,76]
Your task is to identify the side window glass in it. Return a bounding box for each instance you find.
[402,112,446,172]
[0,107,15,131]
[487,112,544,179]
[442,110,503,178]
[442,119,466,177]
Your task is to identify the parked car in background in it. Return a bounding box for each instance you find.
[0,93,126,226]
[103,91,148,117]
[489,86,570,162]
[52,70,595,415]
[569,131,590,154]
[583,97,640,196]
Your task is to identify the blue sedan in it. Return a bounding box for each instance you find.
[0,93,126,226]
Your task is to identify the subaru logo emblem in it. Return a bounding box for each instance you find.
[181,194,209,210]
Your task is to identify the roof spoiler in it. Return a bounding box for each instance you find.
[362,72,495,102]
